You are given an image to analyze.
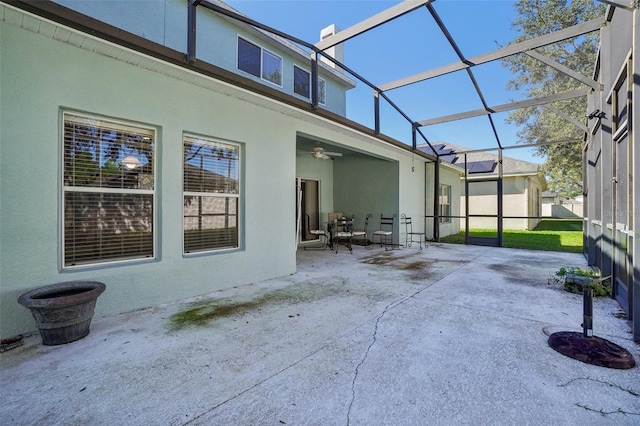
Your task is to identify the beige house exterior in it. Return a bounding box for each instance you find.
[419,143,545,231]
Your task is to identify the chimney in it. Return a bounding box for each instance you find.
[319,24,344,72]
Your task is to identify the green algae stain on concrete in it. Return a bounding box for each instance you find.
[168,282,342,330]
[169,299,263,330]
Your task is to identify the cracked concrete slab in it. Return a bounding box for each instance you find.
[1,243,638,425]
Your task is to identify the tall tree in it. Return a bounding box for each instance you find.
[503,0,605,197]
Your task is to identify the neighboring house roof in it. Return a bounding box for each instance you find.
[417,142,541,178]
[542,191,558,198]
[210,0,356,89]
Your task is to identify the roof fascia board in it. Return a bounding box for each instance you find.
[418,87,591,126]
[315,0,434,51]
[379,17,605,91]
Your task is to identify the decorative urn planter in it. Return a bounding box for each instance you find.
[18,281,106,346]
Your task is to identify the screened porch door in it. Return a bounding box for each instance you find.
[465,178,503,247]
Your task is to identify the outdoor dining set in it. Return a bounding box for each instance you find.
[304,213,426,253]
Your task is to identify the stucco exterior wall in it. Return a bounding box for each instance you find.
[0,9,441,337]
[53,0,351,116]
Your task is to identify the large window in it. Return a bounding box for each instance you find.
[62,112,155,267]
[237,36,282,86]
[293,65,326,105]
[439,184,451,224]
[183,135,240,253]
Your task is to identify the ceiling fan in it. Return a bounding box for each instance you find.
[309,145,343,160]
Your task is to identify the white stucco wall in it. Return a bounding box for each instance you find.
[424,163,462,240]
[461,175,541,230]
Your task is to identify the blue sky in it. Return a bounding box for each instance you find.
[224,0,544,163]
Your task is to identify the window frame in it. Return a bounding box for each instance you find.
[608,57,630,142]
[439,184,451,224]
[183,133,242,255]
[293,65,310,98]
[293,64,326,105]
[237,36,282,87]
[61,111,157,269]
[318,77,326,106]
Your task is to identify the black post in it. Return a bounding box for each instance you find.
[311,51,318,109]
[583,287,594,338]
[187,0,201,63]
[374,91,380,134]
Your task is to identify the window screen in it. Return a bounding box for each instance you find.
[294,66,310,98]
[183,135,240,253]
[318,78,326,105]
[237,37,261,78]
[63,112,155,266]
[237,37,282,86]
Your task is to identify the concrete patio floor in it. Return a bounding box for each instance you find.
[1,243,638,425]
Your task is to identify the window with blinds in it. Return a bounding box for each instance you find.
[62,112,155,267]
[183,134,240,254]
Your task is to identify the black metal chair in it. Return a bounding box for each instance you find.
[351,214,371,248]
[330,216,353,254]
[402,213,426,250]
[372,214,396,250]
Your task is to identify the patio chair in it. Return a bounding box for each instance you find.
[303,213,328,250]
[351,214,372,248]
[401,213,426,250]
[331,216,353,254]
[327,212,343,250]
[372,213,396,250]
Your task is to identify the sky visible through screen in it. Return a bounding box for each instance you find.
[223,0,551,165]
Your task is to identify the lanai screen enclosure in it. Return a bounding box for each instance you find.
[2,0,638,342]
[180,0,638,341]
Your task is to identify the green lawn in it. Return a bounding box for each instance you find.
[440,219,583,253]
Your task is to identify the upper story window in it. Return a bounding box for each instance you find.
[62,112,155,267]
[237,36,282,86]
[293,65,326,105]
[183,134,240,254]
[293,65,310,98]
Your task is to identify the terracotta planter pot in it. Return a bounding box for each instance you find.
[18,281,106,345]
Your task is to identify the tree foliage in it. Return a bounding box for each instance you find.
[503,0,605,197]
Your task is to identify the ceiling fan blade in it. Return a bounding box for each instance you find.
[324,151,342,157]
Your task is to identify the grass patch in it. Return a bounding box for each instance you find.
[440,219,583,253]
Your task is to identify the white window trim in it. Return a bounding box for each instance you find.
[293,65,311,99]
[439,184,452,224]
[182,134,242,256]
[236,35,283,88]
[318,77,326,106]
[61,110,157,269]
[293,64,327,106]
